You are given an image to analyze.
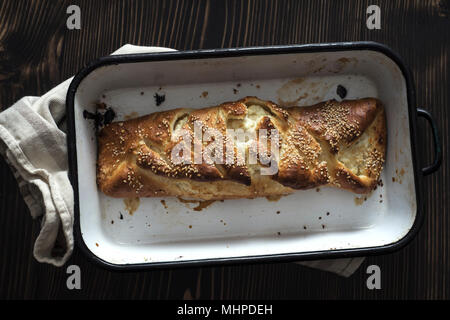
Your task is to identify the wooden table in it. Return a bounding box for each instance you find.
[0,0,448,299]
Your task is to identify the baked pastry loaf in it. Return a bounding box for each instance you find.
[97,97,386,199]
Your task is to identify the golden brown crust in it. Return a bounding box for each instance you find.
[97,97,386,199]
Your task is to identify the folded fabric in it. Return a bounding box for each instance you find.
[0,44,364,276]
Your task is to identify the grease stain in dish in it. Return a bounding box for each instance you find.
[177,198,216,211]
[276,78,308,106]
[276,77,333,107]
[393,168,405,184]
[124,197,140,215]
[266,195,282,202]
[124,111,139,120]
[193,200,215,211]
[329,57,358,73]
[354,196,367,206]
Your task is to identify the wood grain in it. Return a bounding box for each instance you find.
[0,0,448,299]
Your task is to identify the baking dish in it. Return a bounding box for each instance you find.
[66,42,442,269]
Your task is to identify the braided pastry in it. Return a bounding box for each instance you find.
[97,97,386,199]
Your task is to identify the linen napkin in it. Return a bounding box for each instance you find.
[0,44,364,276]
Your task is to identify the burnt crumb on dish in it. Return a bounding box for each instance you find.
[83,109,96,119]
[83,110,101,129]
[336,84,347,99]
[119,212,124,220]
[83,103,116,130]
[233,88,238,94]
[103,108,116,125]
[154,92,165,106]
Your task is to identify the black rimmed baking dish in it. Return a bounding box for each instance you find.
[66,42,441,270]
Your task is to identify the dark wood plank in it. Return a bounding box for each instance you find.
[0,0,448,299]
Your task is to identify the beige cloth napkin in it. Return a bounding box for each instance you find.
[0,44,364,276]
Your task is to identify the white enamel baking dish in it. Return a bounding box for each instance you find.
[66,42,441,269]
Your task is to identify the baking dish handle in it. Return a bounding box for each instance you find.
[417,108,442,175]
